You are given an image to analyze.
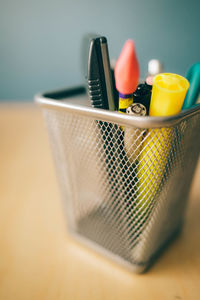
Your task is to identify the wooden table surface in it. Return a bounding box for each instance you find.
[0,103,199,300]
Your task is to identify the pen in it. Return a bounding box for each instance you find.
[133,83,152,114]
[114,40,139,113]
[124,103,147,164]
[137,73,189,213]
[88,36,115,110]
[182,62,200,110]
[87,36,122,216]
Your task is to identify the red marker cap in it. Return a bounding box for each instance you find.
[115,40,139,95]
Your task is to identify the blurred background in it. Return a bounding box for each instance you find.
[0,1,200,298]
[0,0,200,100]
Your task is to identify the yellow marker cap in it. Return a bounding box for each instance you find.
[150,73,190,116]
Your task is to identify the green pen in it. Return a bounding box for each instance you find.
[182,62,200,110]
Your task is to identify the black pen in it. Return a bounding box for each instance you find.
[87,36,119,203]
[88,37,115,111]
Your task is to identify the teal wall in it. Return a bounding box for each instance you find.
[0,0,200,100]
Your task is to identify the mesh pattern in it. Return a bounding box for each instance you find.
[43,108,200,268]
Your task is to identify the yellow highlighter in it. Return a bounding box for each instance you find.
[136,73,189,215]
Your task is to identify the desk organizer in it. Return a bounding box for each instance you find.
[36,86,200,273]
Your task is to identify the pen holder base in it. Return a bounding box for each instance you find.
[69,207,183,273]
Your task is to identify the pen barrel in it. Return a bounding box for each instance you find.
[135,73,189,227]
[182,63,200,110]
[136,128,173,213]
[124,103,147,164]
[118,93,133,113]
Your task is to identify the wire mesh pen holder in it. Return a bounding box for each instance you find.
[36,89,200,273]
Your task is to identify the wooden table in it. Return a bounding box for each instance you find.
[0,103,199,300]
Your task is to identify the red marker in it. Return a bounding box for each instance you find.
[115,40,139,112]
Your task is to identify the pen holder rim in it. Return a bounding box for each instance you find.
[35,85,200,129]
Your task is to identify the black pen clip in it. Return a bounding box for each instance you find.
[88,37,115,110]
